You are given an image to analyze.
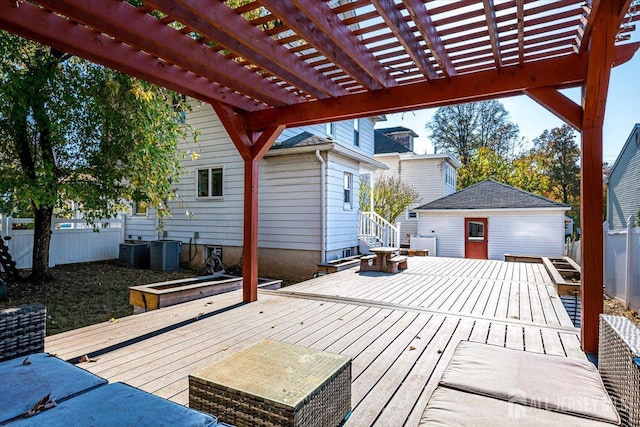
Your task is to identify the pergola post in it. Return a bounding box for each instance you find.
[579,0,632,353]
[210,102,284,302]
[580,127,604,353]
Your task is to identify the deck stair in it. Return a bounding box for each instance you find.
[358,211,400,254]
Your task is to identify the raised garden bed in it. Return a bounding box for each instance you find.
[129,274,282,313]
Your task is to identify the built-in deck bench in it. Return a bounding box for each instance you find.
[316,255,362,276]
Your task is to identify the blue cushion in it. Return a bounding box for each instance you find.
[0,353,107,423]
[10,382,217,426]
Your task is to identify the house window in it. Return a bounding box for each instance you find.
[353,119,360,146]
[343,172,353,210]
[326,122,335,139]
[406,207,418,220]
[468,221,485,240]
[197,167,223,198]
[134,201,148,216]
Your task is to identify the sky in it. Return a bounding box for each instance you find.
[376,51,640,165]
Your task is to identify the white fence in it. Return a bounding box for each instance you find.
[604,218,640,311]
[1,216,124,269]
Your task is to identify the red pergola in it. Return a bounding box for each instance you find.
[1,0,638,353]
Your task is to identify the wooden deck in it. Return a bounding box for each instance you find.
[46,256,584,427]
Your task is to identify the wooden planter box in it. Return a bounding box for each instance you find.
[129,275,282,312]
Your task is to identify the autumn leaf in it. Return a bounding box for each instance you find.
[26,393,57,417]
[78,354,98,363]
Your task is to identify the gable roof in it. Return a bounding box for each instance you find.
[376,126,419,137]
[416,179,569,210]
[374,129,412,154]
[608,123,640,178]
[271,131,329,150]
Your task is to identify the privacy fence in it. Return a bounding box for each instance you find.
[0,216,124,269]
[604,218,640,311]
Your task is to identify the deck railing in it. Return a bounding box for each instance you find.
[358,211,400,250]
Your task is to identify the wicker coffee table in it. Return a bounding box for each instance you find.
[189,340,351,427]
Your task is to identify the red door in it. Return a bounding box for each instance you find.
[465,218,488,259]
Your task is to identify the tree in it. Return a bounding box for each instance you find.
[457,147,512,189]
[426,100,522,165]
[531,125,580,205]
[360,173,421,224]
[0,32,194,283]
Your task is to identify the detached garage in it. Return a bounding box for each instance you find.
[415,180,570,260]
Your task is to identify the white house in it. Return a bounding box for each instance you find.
[373,127,461,247]
[415,180,570,260]
[125,101,386,280]
[606,124,640,230]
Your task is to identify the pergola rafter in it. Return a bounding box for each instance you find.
[1,0,639,354]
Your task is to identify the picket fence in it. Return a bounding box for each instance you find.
[0,216,124,269]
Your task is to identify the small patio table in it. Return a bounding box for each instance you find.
[369,247,400,271]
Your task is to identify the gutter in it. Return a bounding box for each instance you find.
[315,150,327,263]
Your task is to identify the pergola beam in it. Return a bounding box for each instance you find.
[403,0,456,77]
[371,0,439,80]
[483,0,504,69]
[34,0,303,107]
[146,0,347,99]
[524,88,583,130]
[244,54,587,130]
[0,1,258,111]
[516,0,525,63]
[260,0,396,90]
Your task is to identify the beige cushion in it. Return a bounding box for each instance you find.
[421,387,619,427]
[438,341,620,425]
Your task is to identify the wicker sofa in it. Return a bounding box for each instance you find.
[599,315,640,427]
[0,303,46,362]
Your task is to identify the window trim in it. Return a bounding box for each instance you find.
[133,201,149,216]
[406,205,418,220]
[343,172,353,210]
[353,119,360,147]
[325,122,336,139]
[196,165,225,199]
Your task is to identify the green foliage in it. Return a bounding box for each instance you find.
[0,32,196,279]
[426,100,522,166]
[363,173,421,224]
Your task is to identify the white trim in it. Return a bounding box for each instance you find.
[195,165,225,200]
[416,207,571,214]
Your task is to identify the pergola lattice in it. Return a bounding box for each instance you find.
[1,0,639,352]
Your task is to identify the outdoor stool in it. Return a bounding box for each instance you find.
[0,352,107,424]
[189,340,351,427]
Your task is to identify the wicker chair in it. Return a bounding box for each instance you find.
[599,314,640,427]
[0,303,46,362]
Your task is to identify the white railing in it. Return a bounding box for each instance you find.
[604,218,640,311]
[358,211,401,249]
[0,216,124,269]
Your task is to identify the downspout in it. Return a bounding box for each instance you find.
[315,150,327,263]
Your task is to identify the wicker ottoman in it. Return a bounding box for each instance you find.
[189,340,351,427]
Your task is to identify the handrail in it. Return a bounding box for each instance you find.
[358,211,400,248]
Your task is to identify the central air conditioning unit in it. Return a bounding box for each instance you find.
[150,240,182,271]
[410,235,437,256]
[119,242,150,268]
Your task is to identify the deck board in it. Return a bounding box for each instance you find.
[45,256,584,426]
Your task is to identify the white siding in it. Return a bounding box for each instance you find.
[487,211,566,259]
[325,152,360,258]
[417,213,465,258]
[258,153,321,250]
[418,209,566,260]
[607,125,640,230]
